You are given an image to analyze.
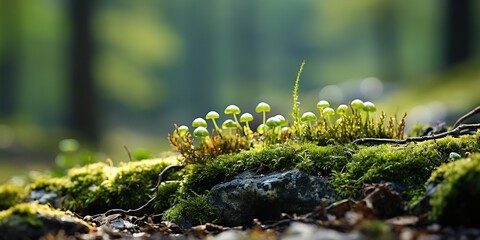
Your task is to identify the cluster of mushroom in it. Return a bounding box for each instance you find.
[300,99,377,129]
[174,102,285,141]
[174,99,377,144]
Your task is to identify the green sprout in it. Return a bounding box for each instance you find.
[240,113,254,135]
[256,102,271,127]
[205,111,221,133]
[224,105,241,129]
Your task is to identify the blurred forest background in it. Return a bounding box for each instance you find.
[1,0,480,183]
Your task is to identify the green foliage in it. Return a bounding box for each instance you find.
[428,153,480,226]
[0,185,25,211]
[162,194,219,227]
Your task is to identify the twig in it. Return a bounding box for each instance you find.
[352,123,480,145]
[124,145,133,162]
[93,164,183,217]
[453,106,480,129]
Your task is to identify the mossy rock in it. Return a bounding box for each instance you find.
[27,156,180,215]
[0,184,25,211]
[181,133,480,202]
[428,153,480,227]
[0,202,91,239]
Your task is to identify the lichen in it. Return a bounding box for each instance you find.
[0,184,25,211]
[428,153,480,226]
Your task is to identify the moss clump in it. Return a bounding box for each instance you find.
[162,194,219,228]
[63,162,113,213]
[335,134,480,199]
[180,143,349,197]
[104,157,180,213]
[428,153,480,227]
[0,184,25,211]
[180,133,480,204]
[26,156,180,215]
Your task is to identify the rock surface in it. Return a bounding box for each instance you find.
[210,169,339,226]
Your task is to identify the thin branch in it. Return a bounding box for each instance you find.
[352,123,480,145]
[453,106,480,129]
[93,164,183,217]
[124,145,133,162]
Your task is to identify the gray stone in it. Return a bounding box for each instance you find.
[30,189,60,208]
[0,214,90,240]
[210,169,339,226]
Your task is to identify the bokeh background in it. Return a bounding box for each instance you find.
[1,0,480,183]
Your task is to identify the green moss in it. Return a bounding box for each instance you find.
[162,194,219,228]
[180,143,349,196]
[180,133,479,204]
[0,184,25,211]
[105,158,180,212]
[25,156,180,215]
[333,134,480,199]
[428,153,480,226]
[12,131,478,222]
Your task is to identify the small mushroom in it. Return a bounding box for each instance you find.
[322,107,335,126]
[363,101,377,113]
[336,104,349,116]
[222,119,238,135]
[174,125,189,137]
[255,102,271,126]
[193,126,209,139]
[256,123,269,134]
[224,105,241,128]
[192,117,208,128]
[206,111,221,133]
[351,99,364,111]
[301,112,317,130]
[316,100,330,116]
[240,113,254,134]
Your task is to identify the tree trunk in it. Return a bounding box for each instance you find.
[444,0,472,67]
[69,0,98,145]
